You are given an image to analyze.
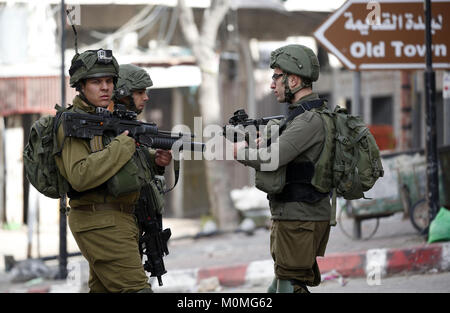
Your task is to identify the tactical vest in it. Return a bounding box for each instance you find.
[269,161,329,204]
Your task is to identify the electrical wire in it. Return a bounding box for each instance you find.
[163,5,180,46]
[81,4,180,52]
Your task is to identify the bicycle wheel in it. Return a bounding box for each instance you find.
[338,201,380,241]
[409,198,430,233]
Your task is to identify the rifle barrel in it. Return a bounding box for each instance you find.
[157,130,195,138]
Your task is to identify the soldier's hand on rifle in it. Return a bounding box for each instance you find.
[233,141,248,159]
[255,136,263,147]
[121,130,136,142]
[155,149,172,167]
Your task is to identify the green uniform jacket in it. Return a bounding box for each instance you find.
[237,93,331,221]
[55,96,140,208]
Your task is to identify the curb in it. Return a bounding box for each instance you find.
[11,242,450,293]
[153,241,450,292]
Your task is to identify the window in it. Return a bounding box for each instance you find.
[371,96,393,125]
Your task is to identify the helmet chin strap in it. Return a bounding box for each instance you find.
[282,74,309,103]
[126,95,142,115]
[79,91,99,109]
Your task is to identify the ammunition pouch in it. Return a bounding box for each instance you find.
[254,118,285,194]
[147,175,166,215]
[255,165,286,194]
[106,153,143,197]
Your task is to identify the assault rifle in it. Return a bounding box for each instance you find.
[62,104,205,152]
[135,184,171,286]
[223,109,284,143]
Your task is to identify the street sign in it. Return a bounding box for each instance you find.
[313,0,450,70]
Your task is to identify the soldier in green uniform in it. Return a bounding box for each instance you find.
[114,63,152,114]
[232,44,331,293]
[54,49,167,293]
[113,63,172,168]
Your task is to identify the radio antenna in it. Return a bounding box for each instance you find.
[66,8,78,54]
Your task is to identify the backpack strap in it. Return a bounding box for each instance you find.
[279,99,326,134]
[330,189,337,226]
[53,104,73,156]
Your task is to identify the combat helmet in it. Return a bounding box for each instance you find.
[69,49,119,89]
[270,44,320,101]
[114,64,153,113]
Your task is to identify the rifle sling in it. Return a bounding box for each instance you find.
[164,159,179,194]
[141,148,179,194]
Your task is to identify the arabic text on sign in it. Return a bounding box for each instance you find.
[344,12,443,36]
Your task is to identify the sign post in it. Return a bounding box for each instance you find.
[424,0,439,227]
[58,0,68,280]
[444,71,450,145]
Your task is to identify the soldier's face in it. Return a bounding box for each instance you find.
[131,89,149,112]
[82,76,114,107]
[270,68,285,102]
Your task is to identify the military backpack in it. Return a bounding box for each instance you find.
[23,104,70,199]
[311,105,384,201]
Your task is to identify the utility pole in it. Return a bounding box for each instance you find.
[400,71,413,150]
[424,0,439,231]
[353,71,361,116]
[444,71,450,146]
[58,0,68,280]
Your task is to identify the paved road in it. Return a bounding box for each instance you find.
[217,271,450,293]
[164,212,424,271]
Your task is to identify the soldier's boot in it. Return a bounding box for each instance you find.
[290,279,310,294]
[276,279,294,293]
[267,277,277,293]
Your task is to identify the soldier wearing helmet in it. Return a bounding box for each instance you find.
[114,63,172,172]
[232,44,331,293]
[54,50,152,293]
[113,64,173,257]
[114,64,153,114]
[69,49,119,108]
